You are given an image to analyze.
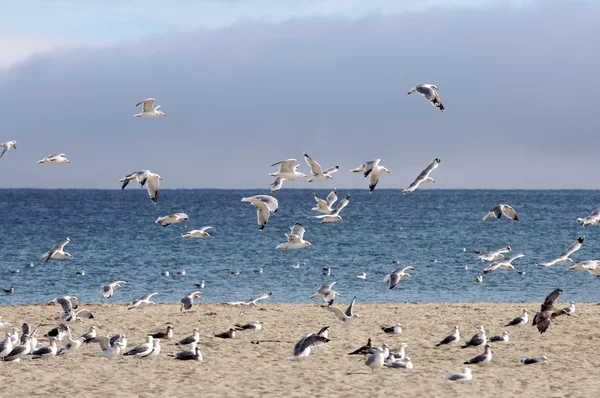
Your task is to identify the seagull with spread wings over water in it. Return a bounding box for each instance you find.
[303,153,339,182]
[351,159,390,192]
[269,159,307,181]
[241,195,279,230]
[403,158,441,194]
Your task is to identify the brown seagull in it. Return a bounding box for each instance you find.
[532,289,565,334]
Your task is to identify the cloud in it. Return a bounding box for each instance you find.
[0,35,82,70]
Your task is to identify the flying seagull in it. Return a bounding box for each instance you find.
[182,226,212,238]
[303,153,339,182]
[156,213,188,227]
[288,333,330,360]
[311,189,338,214]
[270,177,286,194]
[309,282,341,303]
[407,84,445,111]
[0,141,18,159]
[483,204,519,222]
[436,326,460,347]
[36,153,71,164]
[276,223,313,252]
[101,281,126,299]
[241,195,279,230]
[41,237,72,262]
[351,159,391,192]
[479,246,511,262]
[482,253,526,275]
[322,296,359,328]
[269,159,307,181]
[403,158,441,194]
[308,195,350,223]
[383,266,414,289]
[568,260,600,278]
[536,236,584,267]
[127,292,158,310]
[134,98,166,118]
[119,170,163,204]
[577,209,600,227]
[532,288,565,334]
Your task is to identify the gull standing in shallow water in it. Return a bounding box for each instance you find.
[156,213,188,227]
[0,140,18,159]
[36,153,71,164]
[351,159,391,192]
[128,293,158,310]
[407,84,445,111]
[119,170,163,204]
[269,159,307,181]
[241,195,279,230]
[41,237,72,262]
[323,296,360,328]
[303,152,339,182]
[403,158,441,194]
[483,204,519,222]
[276,223,313,252]
[134,98,166,118]
[444,367,472,381]
[101,281,126,299]
[536,236,584,267]
[182,226,212,238]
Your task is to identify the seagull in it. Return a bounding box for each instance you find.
[444,367,472,381]
[119,170,163,204]
[151,326,174,340]
[568,260,600,277]
[309,282,341,303]
[241,195,279,230]
[577,209,600,227]
[0,333,13,359]
[520,356,548,365]
[0,317,11,329]
[537,236,584,267]
[48,297,92,323]
[291,263,302,269]
[357,272,367,279]
[464,344,492,365]
[235,321,262,331]
[176,328,200,346]
[128,292,158,310]
[407,84,445,111]
[476,275,483,283]
[532,288,565,334]
[391,343,408,360]
[194,281,205,289]
[382,323,402,334]
[561,302,575,316]
[170,343,203,361]
[348,338,373,355]
[36,153,71,164]
[365,346,386,372]
[483,253,526,275]
[385,356,413,369]
[489,331,509,343]
[461,326,486,349]
[303,153,339,182]
[436,326,460,347]
[351,159,391,192]
[134,98,166,118]
[288,333,330,360]
[224,292,273,306]
[506,309,528,327]
[57,334,85,356]
[383,266,414,289]
[215,328,236,339]
[101,281,126,299]
[312,189,338,214]
[403,158,441,194]
[156,213,188,227]
[29,337,58,359]
[124,336,154,357]
[143,339,162,359]
[270,177,286,194]
[4,334,31,362]
[94,335,124,358]
[0,140,18,159]
[2,285,14,294]
[323,296,359,328]
[479,246,511,262]
[80,326,97,343]
[161,271,170,277]
[48,296,79,314]
[41,237,72,262]
[269,159,307,181]
[180,292,202,311]
[309,195,350,223]
[483,204,519,222]
[322,266,331,276]
[276,223,313,252]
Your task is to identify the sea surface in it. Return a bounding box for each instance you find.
[0,189,598,306]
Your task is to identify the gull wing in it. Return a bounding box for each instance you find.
[293,334,328,356]
[136,98,155,113]
[313,194,331,213]
[317,281,336,293]
[561,237,584,258]
[324,165,339,175]
[416,85,436,101]
[95,335,111,351]
[0,145,8,159]
[332,195,350,215]
[483,206,502,221]
[363,159,380,178]
[271,159,296,174]
[146,174,160,204]
[256,202,270,230]
[326,189,338,207]
[501,205,519,221]
[369,169,383,192]
[323,305,347,321]
[415,158,441,181]
[344,296,357,317]
[289,223,305,240]
[303,153,323,177]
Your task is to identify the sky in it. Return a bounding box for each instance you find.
[0,0,599,189]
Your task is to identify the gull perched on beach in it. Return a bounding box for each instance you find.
[288,333,330,361]
[568,260,600,278]
[215,328,236,339]
[464,344,492,365]
[0,333,13,359]
[483,204,519,222]
[41,237,72,262]
[323,296,359,328]
[351,159,391,192]
[80,326,97,343]
[312,189,338,214]
[120,170,163,204]
[403,158,441,194]
[506,309,528,327]
[309,194,350,223]
[365,346,386,372]
[348,338,373,356]
[437,326,460,347]
[93,335,124,358]
[150,326,173,340]
[182,226,212,238]
[444,367,472,381]
[577,209,600,227]
[521,356,548,365]
[407,84,445,111]
[270,177,286,194]
[128,292,158,310]
[57,333,86,356]
[536,236,584,267]
[4,334,31,362]
[383,266,414,289]
[235,321,262,331]
[479,246,511,262]
[29,337,58,359]
[269,159,307,181]
[561,302,575,316]
[382,323,402,334]
[310,282,341,303]
[170,342,202,361]
[461,326,486,349]
[124,336,154,357]
[156,213,188,227]
[134,98,166,118]
[532,289,565,334]
[276,223,313,252]
[303,153,339,182]
[36,153,71,164]
[489,331,509,343]
[385,355,413,369]
[0,140,17,159]
[241,195,279,230]
[48,296,85,321]
[180,292,202,311]
[224,292,273,306]
[483,253,526,275]
[101,281,126,299]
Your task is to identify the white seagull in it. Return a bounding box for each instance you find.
[127,292,158,310]
[309,194,350,223]
[357,272,367,280]
[577,209,600,227]
[351,159,391,192]
[182,226,212,238]
[444,367,472,381]
[0,140,18,159]
[436,326,460,347]
[479,246,511,262]
[312,189,338,214]
[101,281,127,299]
[276,223,313,253]
[536,236,584,267]
[134,98,166,118]
[489,331,509,343]
[224,292,273,306]
[241,195,279,230]
[124,336,154,357]
[270,177,286,194]
[483,204,519,222]
[156,213,188,227]
[569,260,600,278]
[383,266,414,289]
[96,336,124,358]
[269,159,307,181]
[323,296,359,328]
[482,253,526,275]
[403,158,441,194]
[303,153,339,182]
[407,84,445,111]
[119,170,163,204]
[36,153,71,164]
[464,344,492,365]
[41,237,72,262]
[180,292,202,311]
[309,281,341,303]
[365,346,386,372]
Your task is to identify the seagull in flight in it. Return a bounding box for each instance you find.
[276,223,313,252]
[269,159,307,181]
[182,226,212,238]
[224,292,273,306]
[351,159,390,192]
[101,281,126,299]
[407,84,445,111]
[312,189,338,214]
[403,158,441,194]
[303,153,339,182]
[536,236,584,267]
[577,209,600,227]
[568,260,600,278]
[119,170,163,204]
[532,288,565,334]
[127,292,158,310]
[134,98,166,118]
[241,195,279,230]
[270,177,286,194]
[41,237,72,262]
[36,153,71,164]
[156,213,189,227]
[483,204,519,222]
[0,141,18,159]
[479,246,511,262]
[482,253,526,275]
[288,333,330,360]
[322,296,359,328]
[309,195,350,223]
[309,281,341,303]
[383,266,414,289]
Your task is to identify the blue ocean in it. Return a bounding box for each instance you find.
[0,189,598,306]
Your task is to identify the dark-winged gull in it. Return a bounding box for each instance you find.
[505,309,528,327]
[483,204,519,222]
[80,326,97,343]
[461,326,486,349]
[124,336,153,357]
[532,289,565,334]
[241,195,279,230]
[151,325,173,339]
[464,344,492,365]
[348,338,373,355]
[382,323,402,334]
[489,331,509,343]
[407,84,445,111]
[170,343,202,361]
[436,326,460,347]
[215,328,236,339]
[235,321,262,331]
[444,367,472,381]
[176,328,200,346]
[403,158,441,194]
[4,334,31,362]
[520,356,548,365]
[288,333,330,360]
[134,98,166,118]
[536,237,584,267]
[29,337,58,359]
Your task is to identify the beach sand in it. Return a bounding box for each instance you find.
[0,301,596,398]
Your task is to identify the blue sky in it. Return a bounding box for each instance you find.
[0,1,599,189]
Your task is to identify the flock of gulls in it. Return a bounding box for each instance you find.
[0,90,594,384]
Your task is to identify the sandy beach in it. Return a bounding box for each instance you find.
[0,301,596,398]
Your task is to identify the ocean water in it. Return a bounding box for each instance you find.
[0,189,598,306]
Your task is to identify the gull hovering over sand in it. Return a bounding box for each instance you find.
[569,260,600,278]
[182,226,212,238]
[134,98,166,118]
[483,204,519,222]
[288,333,330,361]
[536,236,584,267]
[444,367,472,381]
[41,237,72,262]
[577,209,600,227]
[310,282,340,303]
[521,356,548,365]
[180,292,202,311]
[0,140,18,159]
[270,177,286,194]
[506,309,528,327]
[224,292,273,306]
[276,223,313,252]
[128,292,158,310]
[312,189,338,214]
[479,246,511,262]
[156,213,188,227]
[532,288,565,334]
[483,253,526,275]
[437,326,460,347]
[36,153,71,164]
[323,296,359,328]
[351,159,391,192]
[383,266,414,290]
[489,331,509,343]
[403,158,441,194]
[461,326,486,349]
[241,195,279,230]
[464,344,492,365]
[101,281,126,299]
[269,159,307,181]
[407,84,445,111]
[120,170,163,204]
[303,153,339,182]
[309,194,350,223]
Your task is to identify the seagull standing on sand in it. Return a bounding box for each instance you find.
[483,204,519,222]
[156,213,188,227]
[41,237,72,262]
[348,338,373,356]
[170,343,202,361]
[312,189,338,214]
[269,159,307,181]
[176,328,200,346]
[568,260,600,277]
[303,153,339,182]
[128,293,158,310]
[383,266,414,289]
[0,333,13,359]
[241,195,279,230]
[464,344,492,365]
[461,326,486,349]
[235,321,262,331]
[215,328,236,339]
[407,84,445,111]
[124,336,154,357]
[536,236,584,267]
[276,223,313,252]
[134,98,166,118]
[36,153,71,164]
[180,292,202,311]
[309,195,350,223]
[561,302,575,316]
[436,326,460,347]
[0,140,18,159]
[119,170,163,204]
[101,281,126,299]
[288,333,330,360]
[323,296,360,328]
[444,367,472,381]
[351,159,391,192]
[151,326,173,340]
[479,246,511,262]
[403,158,441,194]
[365,346,386,372]
[483,253,526,275]
[506,309,528,327]
[29,337,58,359]
[182,226,212,238]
